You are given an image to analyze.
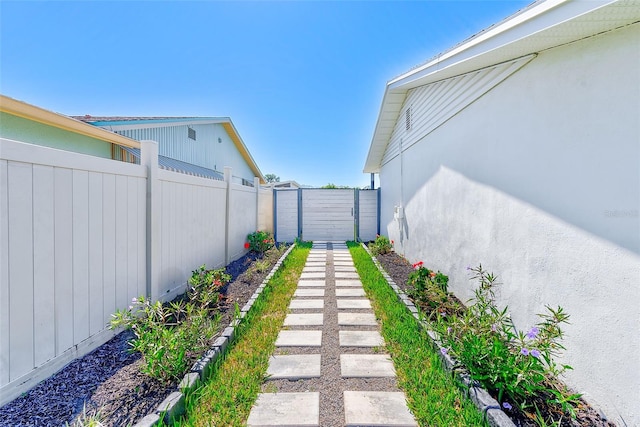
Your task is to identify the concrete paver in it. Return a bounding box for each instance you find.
[343,391,418,427]
[302,266,326,273]
[336,299,371,309]
[284,313,324,326]
[300,272,326,280]
[341,354,395,377]
[289,299,324,309]
[339,330,384,347]
[338,312,378,326]
[335,271,360,279]
[335,288,366,297]
[297,280,325,287]
[334,265,357,272]
[335,280,363,287]
[267,354,322,379]
[294,288,325,297]
[276,330,323,347]
[247,392,320,427]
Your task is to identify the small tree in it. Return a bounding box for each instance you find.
[265,174,280,183]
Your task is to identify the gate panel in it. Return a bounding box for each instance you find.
[302,189,354,241]
[274,189,298,243]
[358,189,379,242]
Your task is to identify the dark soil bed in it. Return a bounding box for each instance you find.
[0,247,286,427]
[375,250,615,427]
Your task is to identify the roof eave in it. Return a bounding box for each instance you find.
[221,120,266,184]
[364,0,633,172]
[0,95,140,149]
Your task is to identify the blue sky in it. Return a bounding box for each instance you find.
[1,1,530,188]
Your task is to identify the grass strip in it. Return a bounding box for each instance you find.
[348,242,487,427]
[174,242,311,426]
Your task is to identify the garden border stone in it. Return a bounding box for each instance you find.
[131,243,296,427]
[361,243,516,427]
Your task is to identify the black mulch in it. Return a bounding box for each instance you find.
[0,247,284,427]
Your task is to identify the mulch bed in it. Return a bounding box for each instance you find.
[374,250,615,427]
[0,247,285,427]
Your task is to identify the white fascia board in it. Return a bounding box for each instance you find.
[389,0,618,90]
[365,0,628,173]
[97,118,230,131]
[363,88,407,173]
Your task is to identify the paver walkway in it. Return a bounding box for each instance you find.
[247,242,418,427]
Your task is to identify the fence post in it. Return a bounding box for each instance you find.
[254,177,260,232]
[140,140,160,301]
[224,167,232,266]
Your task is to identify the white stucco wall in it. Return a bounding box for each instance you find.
[380,23,639,425]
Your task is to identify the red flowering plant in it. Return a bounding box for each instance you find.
[246,230,275,254]
[406,261,452,320]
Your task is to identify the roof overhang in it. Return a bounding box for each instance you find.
[364,0,640,173]
[83,116,266,184]
[0,95,140,149]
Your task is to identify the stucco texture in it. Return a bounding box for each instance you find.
[380,23,640,425]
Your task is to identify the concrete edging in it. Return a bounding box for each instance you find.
[360,243,516,427]
[132,243,297,427]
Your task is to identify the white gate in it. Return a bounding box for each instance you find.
[274,188,379,242]
[302,189,354,241]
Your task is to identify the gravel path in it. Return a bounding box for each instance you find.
[253,242,412,427]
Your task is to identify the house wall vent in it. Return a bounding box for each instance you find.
[188,127,196,140]
[405,106,413,131]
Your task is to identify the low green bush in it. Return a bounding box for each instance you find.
[110,266,229,383]
[434,265,579,421]
[368,234,394,255]
[246,230,275,253]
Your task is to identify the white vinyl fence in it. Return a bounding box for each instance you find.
[0,138,272,405]
[274,188,380,243]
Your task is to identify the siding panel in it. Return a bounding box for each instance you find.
[8,161,34,380]
[54,168,73,356]
[381,56,535,166]
[102,174,116,325]
[358,190,379,242]
[72,170,90,344]
[0,161,9,384]
[33,165,56,366]
[88,172,104,335]
[275,190,298,243]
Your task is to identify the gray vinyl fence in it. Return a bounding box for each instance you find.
[0,137,272,406]
[273,188,380,243]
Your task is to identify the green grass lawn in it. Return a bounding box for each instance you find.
[169,241,485,426]
[174,242,310,427]
[348,241,487,427]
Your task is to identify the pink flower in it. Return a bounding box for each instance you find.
[412,261,424,269]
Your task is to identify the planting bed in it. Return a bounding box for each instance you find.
[0,247,285,427]
[374,251,615,427]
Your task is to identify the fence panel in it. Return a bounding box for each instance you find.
[228,183,258,262]
[258,188,273,233]
[358,189,379,242]
[157,169,227,300]
[0,138,147,404]
[274,189,299,243]
[0,137,269,406]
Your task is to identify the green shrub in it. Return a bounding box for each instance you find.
[368,235,394,255]
[434,265,578,420]
[246,230,275,253]
[406,262,457,321]
[110,265,229,383]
